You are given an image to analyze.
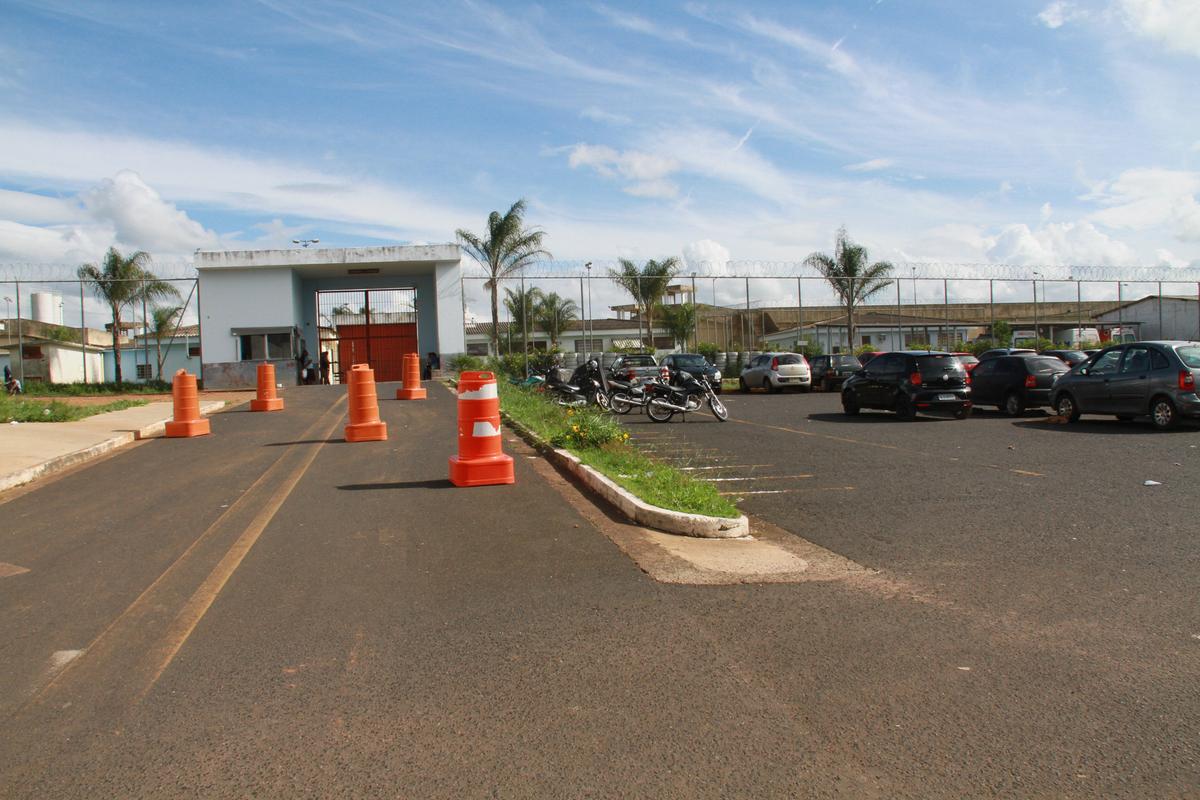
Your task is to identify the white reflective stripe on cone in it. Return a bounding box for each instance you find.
[472,420,501,437]
[459,383,499,400]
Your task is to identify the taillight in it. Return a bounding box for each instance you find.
[909,372,922,386]
[627,369,635,380]
[1025,375,1037,388]
[1180,370,1196,391]
[964,374,971,386]
[660,366,670,381]
[771,357,779,370]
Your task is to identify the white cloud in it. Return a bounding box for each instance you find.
[0,219,110,263]
[1040,202,1054,222]
[84,170,217,253]
[1037,2,1087,29]
[1118,0,1200,58]
[1087,167,1200,241]
[986,220,1138,265]
[682,239,731,274]
[567,142,680,197]
[580,106,631,125]
[845,158,894,173]
[1155,248,1188,268]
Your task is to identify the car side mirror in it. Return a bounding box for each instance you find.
[1077,366,1088,375]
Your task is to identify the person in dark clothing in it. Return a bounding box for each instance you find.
[299,346,313,385]
[320,350,331,384]
[423,351,440,380]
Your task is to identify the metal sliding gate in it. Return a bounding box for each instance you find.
[317,288,417,384]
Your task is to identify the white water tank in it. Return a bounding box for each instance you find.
[31,292,63,325]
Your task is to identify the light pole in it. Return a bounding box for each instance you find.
[2,296,10,320]
[584,261,593,360]
[1031,271,1041,350]
[292,238,320,248]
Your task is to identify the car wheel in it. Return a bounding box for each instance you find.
[954,406,972,420]
[738,376,748,393]
[1003,391,1025,417]
[842,390,860,416]
[764,376,778,394]
[1054,393,1080,422]
[1150,396,1178,430]
[894,394,916,420]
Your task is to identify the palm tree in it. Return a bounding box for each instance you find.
[659,302,696,350]
[610,257,679,348]
[804,228,892,352]
[456,199,551,355]
[503,285,543,349]
[535,292,578,348]
[150,305,183,380]
[77,247,181,385]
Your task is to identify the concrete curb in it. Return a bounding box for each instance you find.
[0,401,225,494]
[500,411,750,539]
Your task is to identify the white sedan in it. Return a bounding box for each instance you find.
[740,353,812,392]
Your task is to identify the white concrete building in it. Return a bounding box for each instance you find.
[1095,295,1200,342]
[196,245,465,389]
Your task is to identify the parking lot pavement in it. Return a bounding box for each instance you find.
[3,382,1199,797]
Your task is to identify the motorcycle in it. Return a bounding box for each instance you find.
[545,359,609,408]
[606,374,660,415]
[646,371,728,422]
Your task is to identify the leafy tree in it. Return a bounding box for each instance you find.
[503,285,543,346]
[150,305,183,380]
[803,228,893,352]
[534,292,577,348]
[456,199,551,355]
[659,302,696,349]
[77,247,181,385]
[609,257,679,347]
[991,320,1013,347]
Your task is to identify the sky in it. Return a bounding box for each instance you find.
[1,0,1199,319]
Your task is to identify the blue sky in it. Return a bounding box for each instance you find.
[1,0,1198,291]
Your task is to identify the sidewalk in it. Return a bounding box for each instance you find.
[0,400,226,493]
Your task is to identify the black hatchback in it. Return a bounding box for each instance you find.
[841,351,972,419]
[969,355,1069,416]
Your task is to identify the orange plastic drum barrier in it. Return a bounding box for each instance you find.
[249,363,284,412]
[164,369,211,438]
[448,371,514,487]
[344,363,388,442]
[395,352,427,400]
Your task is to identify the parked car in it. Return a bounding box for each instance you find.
[841,351,972,419]
[978,348,1037,361]
[609,353,660,382]
[1049,341,1200,429]
[858,351,886,367]
[660,353,722,394]
[969,354,1070,416]
[740,352,811,392]
[810,354,864,392]
[951,352,980,373]
[1041,349,1089,367]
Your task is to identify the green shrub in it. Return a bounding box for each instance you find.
[548,406,626,449]
[448,354,484,373]
[696,342,719,363]
[28,380,172,396]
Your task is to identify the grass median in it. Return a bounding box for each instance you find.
[497,381,740,519]
[1,395,149,423]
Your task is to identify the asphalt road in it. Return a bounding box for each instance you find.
[1,383,1197,798]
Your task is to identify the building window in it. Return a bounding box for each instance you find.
[136,363,152,380]
[466,342,490,356]
[238,332,293,361]
[187,344,201,358]
[22,345,43,359]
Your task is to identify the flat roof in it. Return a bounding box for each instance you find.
[195,244,461,271]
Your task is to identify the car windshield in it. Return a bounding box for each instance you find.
[675,355,708,368]
[834,355,860,366]
[619,355,656,366]
[776,354,804,365]
[1177,346,1200,368]
[1057,351,1086,361]
[916,355,966,376]
[1029,357,1070,374]
[956,355,979,365]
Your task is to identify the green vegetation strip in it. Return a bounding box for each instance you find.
[497,382,739,519]
[1,396,149,423]
[25,380,172,396]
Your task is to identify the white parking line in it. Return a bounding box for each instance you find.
[702,474,813,482]
[679,464,773,471]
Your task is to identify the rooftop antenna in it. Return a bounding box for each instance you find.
[292,239,320,248]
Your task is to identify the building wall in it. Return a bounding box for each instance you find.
[105,339,201,383]
[199,267,298,364]
[1096,298,1200,341]
[434,261,465,355]
[47,345,105,383]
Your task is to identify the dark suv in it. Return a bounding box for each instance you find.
[970,354,1069,416]
[1049,341,1200,429]
[841,351,972,419]
[811,354,863,392]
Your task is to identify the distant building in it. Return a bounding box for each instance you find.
[1095,296,1200,341]
[0,318,109,385]
[104,324,202,383]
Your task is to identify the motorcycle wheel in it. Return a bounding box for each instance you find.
[595,391,611,411]
[610,393,634,415]
[709,396,729,421]
[647,398,675,422]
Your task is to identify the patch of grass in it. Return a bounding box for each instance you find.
[498,382,739,519]
[25,380,172,396]
[0,395,149,423]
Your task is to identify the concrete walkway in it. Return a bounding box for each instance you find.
[0,400,225,493]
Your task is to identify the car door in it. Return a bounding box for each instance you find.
[1073,348,1123,412]
[969,358,999,405]
[1109,346,1152,415]
[863,353,901,407]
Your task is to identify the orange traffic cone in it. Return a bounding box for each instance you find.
[344,363,387,442]
[249,363,284,412]
[449,371,514,487]
[396,352,427,400]
[164,369,211,438]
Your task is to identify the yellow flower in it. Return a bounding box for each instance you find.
[566,409,574,416]
[572,424,580,432]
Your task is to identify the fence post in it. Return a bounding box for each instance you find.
[989,279,995,340]
[942,278,949,348]
[797,277,803,352]
[521,273,528,378]
[14,279,23,383]
[744,277,750,348]
[690,273,698,351]
[79,279,87,383]
[895,278,901,350]
[1117,281,1123,341]
[1157,281,1164,338]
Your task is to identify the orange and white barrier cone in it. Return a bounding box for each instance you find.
[249,362,284,412]
[344,363,387,442]
[164,369,210,438]
[448,371,514,487]
[396,352,427,400]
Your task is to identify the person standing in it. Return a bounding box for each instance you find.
[320,350,331,384]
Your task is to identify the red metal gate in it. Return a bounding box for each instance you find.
[317,288,417,383]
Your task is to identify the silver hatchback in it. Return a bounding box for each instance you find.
[1049,341,1200,429]
[740,353,812,392]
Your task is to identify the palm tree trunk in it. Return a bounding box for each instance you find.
[847,302,855,353]
[489,279,500,356]
[646,306,654,350]
[112,304,123,385]
[155,335,164,381]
